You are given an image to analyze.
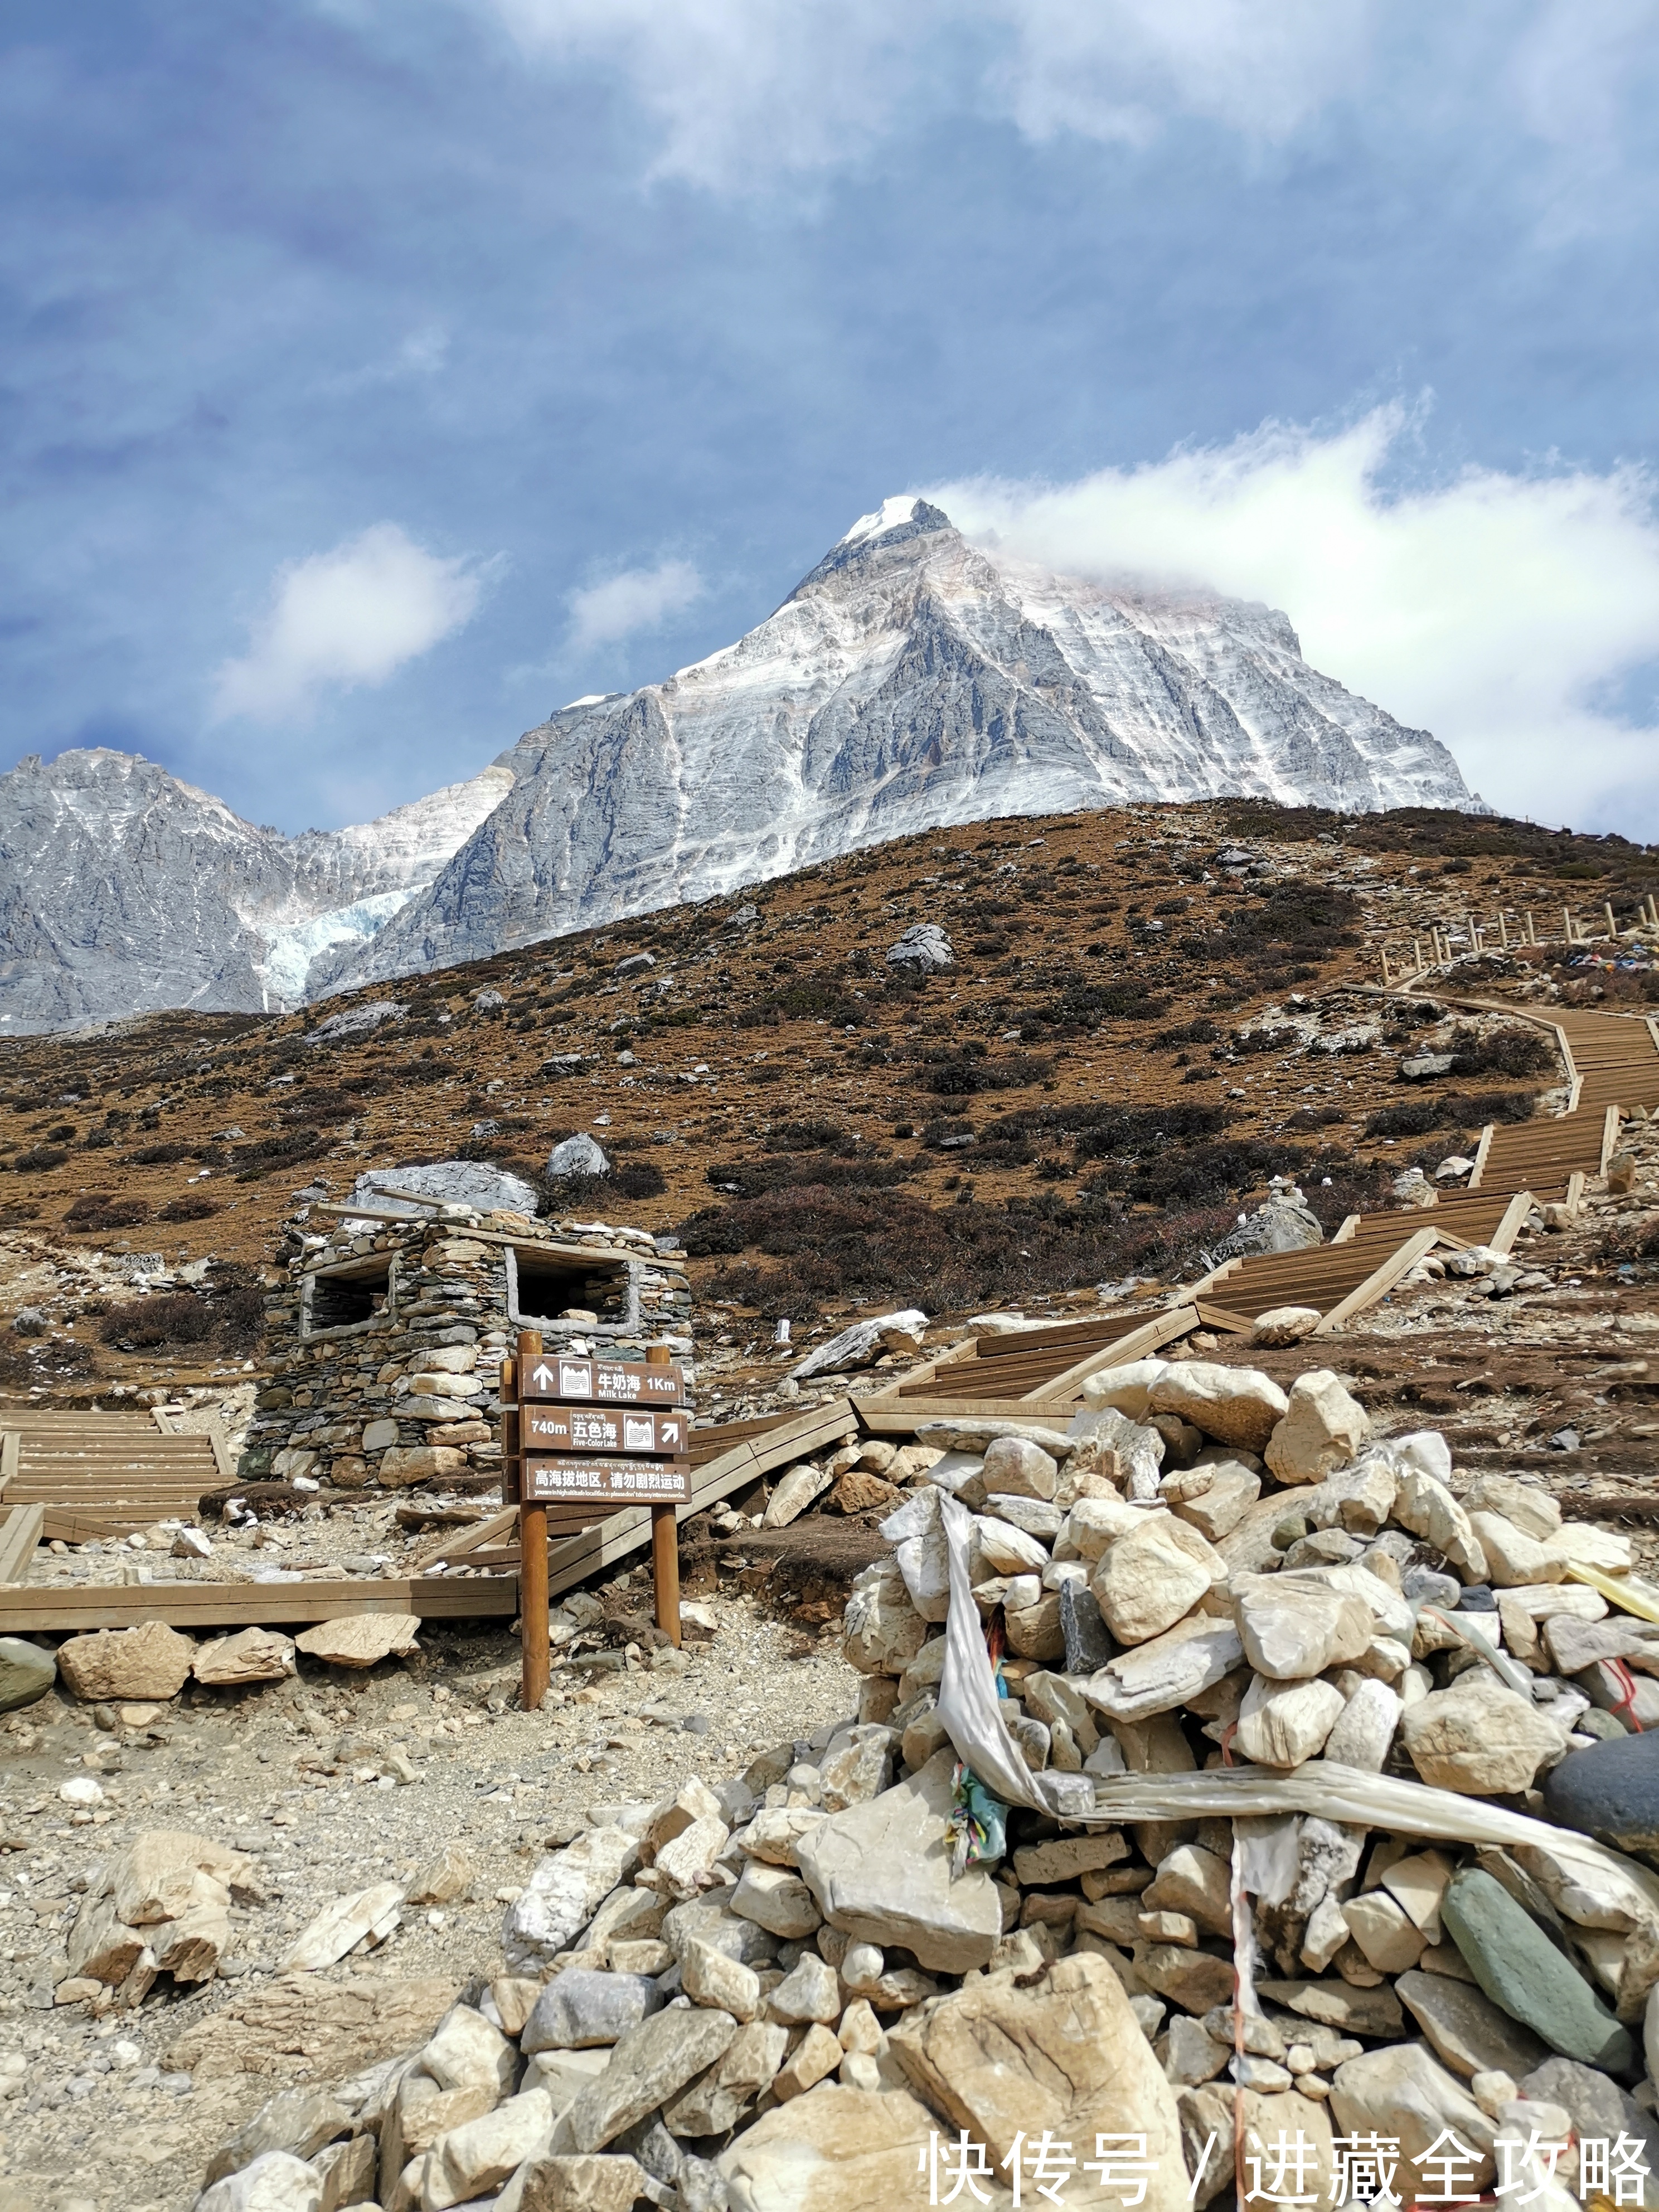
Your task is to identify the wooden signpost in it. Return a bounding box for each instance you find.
[513,1333,686,1709]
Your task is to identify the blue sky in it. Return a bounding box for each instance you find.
[4,1,1659,836]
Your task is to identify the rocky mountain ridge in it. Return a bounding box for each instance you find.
[332,499,1475,992]
[0,749,512,1033]
[1,499,1476,1030]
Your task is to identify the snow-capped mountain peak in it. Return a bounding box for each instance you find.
[0,502,1476,1028]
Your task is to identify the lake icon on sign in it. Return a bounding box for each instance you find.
[559,1361,593,1396]
[624,1415,654,1450]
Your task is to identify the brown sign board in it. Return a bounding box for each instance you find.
[525,1454,691,1505]
[521,1355,687,1408]
[523,1405,689,1457]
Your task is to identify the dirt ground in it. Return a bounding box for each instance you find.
[0,1588,862,2212]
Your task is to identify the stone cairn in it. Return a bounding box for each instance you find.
[197,1360,1659,2212]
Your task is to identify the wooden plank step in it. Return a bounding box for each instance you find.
[0,1506,43,1587]
[860,1397,1086,1434]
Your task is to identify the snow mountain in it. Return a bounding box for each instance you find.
[0,749,512,1032]
[0,499,1475,1029]
[328,496,1474,989]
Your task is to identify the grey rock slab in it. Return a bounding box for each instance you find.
[203,2088,353,2185]
[662,2019,789,2137]
[1256,1980,1405,2039]
[350,1158,537,1216]
[794,1749,1002,1974]
[504,1826,643,1973]
[1394,1968,1548,2081]
[1518,2057,1659,2206]
[517,2153,665,2211]
[661,1894,777,1969]
[563,2004,740,2153]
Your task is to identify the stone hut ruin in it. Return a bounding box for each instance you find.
[245,1189,693,1491]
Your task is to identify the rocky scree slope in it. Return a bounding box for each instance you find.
[0,749,512,1032]
[333,497,1475,991]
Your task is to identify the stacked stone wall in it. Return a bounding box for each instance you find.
[245,1209,692,1489]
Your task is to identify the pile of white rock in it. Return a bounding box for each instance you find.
[194,1359,1659,2212]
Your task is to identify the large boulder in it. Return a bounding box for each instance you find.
[720,2086,943,2211]
[1329,2041,1496,2189]
[1399,1676,1568,1796]
[350,1160,539,1216]
[1233,1574,1374,1680]
[547,1133,610,1178]
[793,1750,1002,1973]
[1234,1675,1346,1767]
[424,2087,555,2210]
[1091,1516,1223,1646]
[1264,1371,1370,1484]
[1079,1359,1171,1421]
[1147,1363,1289,1454]
[195,2152,322,2212]
[885,923,954,972]
[790,1309,928,1382]
[889,1952,1189,2210]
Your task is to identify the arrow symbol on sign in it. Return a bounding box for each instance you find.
[532,1364,556,1389]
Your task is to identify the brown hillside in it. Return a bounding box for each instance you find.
[0,797,1653,1406]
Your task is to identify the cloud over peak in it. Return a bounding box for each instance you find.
[932,406,1659,834]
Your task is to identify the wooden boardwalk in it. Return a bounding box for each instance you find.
[0,1398,856,1633]
[864,1009,1659,1421]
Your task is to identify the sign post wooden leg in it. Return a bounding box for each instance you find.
[647,1342,681,1649]
[515,1329,549,1711]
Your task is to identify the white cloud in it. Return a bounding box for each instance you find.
[929,406,1659,836]
[451,0,1655,214]
[463,0,1380,187]
[567,557,704,652]
[213,522,491,722]
[472,0,928,188]
[993,0,1375,147]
